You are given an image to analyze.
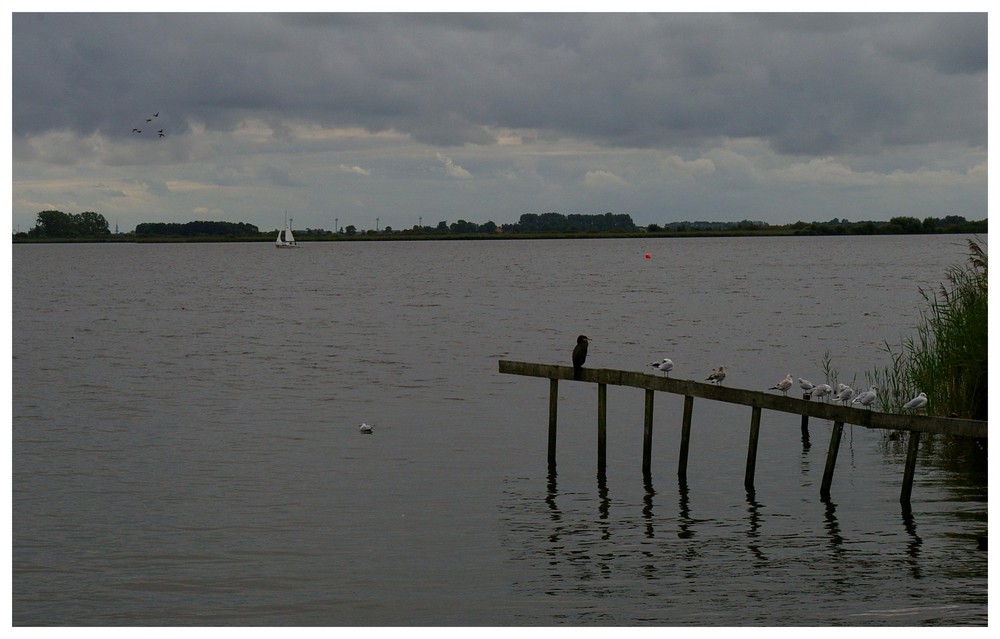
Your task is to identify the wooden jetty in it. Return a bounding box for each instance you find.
[498,360,987,505]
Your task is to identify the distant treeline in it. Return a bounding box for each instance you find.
[13,210,986,241]
[21,210,112,239]
[505,212,638,233]
[134,221,260,238]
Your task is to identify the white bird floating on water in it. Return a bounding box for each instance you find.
[853,386,878,409]
[902,392,928,411]
[359,423,374,434]
[706,366,726,385]
[651,358,674,377]
[770,373,793,396]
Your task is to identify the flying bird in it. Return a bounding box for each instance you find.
[902,392,928,412]
[572,335,590,377]
[359,423,374,434]
[651,358,674,377]
[853,386,878,410]
[770,374,793,396]
[706,366,726,385]
[153,112,159,117]
[131,128,141,133]
[158,130,165,138]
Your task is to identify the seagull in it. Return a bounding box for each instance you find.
[706,366,726,385]
[835,385,855,405]
[798,378,815,392]
[153,112,159,118]
[770,373,793,396]
[853,386,878,410]
[902,392,928,412]
[651,358,674,377]
[158,131,165,138]
[572,335,590,376]
[131,128,141,133]
[359,423,374,434]
[812,383,833,401]
[146,118,152,122]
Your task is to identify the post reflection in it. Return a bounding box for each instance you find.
[822,497,845,556]
[642,475,655,539]
[745,489,767,562]
[901,505,923,579]
[597,472,611,541]
[545,465,562,545]
[677,478,694,539]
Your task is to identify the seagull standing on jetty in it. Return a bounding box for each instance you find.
[902,392,928,412]
[812,384,833,401]
[799,378,815,393]
[706,366,726,385]
[853,386,878,409]
[572,335,590,378]
[770,374,793,396]
[651,358,674,377]
[834,384,855,405]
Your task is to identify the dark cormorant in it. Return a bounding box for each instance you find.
[572,335,590,378]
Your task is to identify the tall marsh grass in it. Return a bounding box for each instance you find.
[867,238,987,419]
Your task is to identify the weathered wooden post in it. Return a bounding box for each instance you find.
[820,421,845,500]
[642,389,654,476]
[597,383,608,473]
[548,378,558,467]
[678,395,694,480]
[800,392,810,438]
[745,406,762,491]
[900,431,921,505]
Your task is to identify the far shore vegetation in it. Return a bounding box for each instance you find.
[12,209,987,242]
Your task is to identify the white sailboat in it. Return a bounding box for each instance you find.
[275,213,300,248]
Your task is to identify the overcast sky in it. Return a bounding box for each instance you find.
[10,11,988,233]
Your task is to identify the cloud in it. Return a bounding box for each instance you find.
[337,164,371,176]
[10,13,987,232]
[583,170,627,188]
[436,153,472,179]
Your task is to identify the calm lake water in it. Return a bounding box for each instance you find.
[11,235,987,626]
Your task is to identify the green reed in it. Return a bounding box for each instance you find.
[867,238,987,418]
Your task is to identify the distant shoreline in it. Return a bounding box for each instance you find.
[9,226,988,244]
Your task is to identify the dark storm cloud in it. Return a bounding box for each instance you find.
[13,13,986,156]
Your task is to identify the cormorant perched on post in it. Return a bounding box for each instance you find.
[572,335,590,379]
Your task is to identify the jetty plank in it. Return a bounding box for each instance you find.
[498,360,986,439]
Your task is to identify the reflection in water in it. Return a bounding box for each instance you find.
[498,467,984,625]
[745,490,767,563]
[597,472,610,541]
[677,478,694,540]
[901,505,923,579]
[545,466,561,545]
[823,498,845,555]
[642,476,655,539]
